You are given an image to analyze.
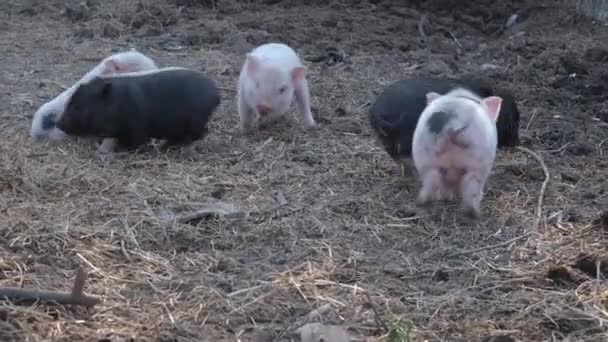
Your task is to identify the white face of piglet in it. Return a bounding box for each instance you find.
[244,54,305,117]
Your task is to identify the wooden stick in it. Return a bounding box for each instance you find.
[418,15,428,42]
[447,231,533,258]
[0,268,101,308]
[366,292,388,333]
[516,146,550,233]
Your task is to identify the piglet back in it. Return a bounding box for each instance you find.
[98,68,222,144]
[445,76,520,147]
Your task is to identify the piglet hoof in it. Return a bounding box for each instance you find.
[464,207,481,221]
[304,121,318,130]
[97,138,117,154]
[416,194,433,208]
[257,120,274,131]
[181,144,198,159]
[442,191,455,201]
[94,144,116,161]
[237,125,253,136]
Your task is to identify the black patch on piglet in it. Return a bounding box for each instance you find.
[42,112,57,130]
[427,111,455,134]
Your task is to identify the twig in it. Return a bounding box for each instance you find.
[298,303,332,324]
[218,86,237,93]
[525,108,539,130]
[437,26,463,50]
[418,15,428,42]
[447,147,550,258]
[447,232,533,258]
[355,101,372,112]
[46,80,68,91]
[176,201,244,223]
[178,210,228,223]
[517,146,550,232]
[228,291,274,314]
[0,267,101,308]
[418,15,462,51]
[249,205,306,224]
[227,283,271,298]
[365,292,388,333]
[120,239,132,262]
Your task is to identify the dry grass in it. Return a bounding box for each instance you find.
[1,0,608,341]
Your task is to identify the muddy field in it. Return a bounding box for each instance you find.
[1,0,608,341]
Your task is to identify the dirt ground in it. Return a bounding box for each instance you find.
[1,0,608,341]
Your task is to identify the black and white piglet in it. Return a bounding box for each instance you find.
[56,67,221,152]
[412,87,503,219]
[368,77,520,169]
[31,49,158,142]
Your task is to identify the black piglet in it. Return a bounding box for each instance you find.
[57,67,221,151]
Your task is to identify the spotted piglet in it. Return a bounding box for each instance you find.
[368,77,520,177]
[31,49,158,143]
[237,43,316,132]
[412,87,503,219]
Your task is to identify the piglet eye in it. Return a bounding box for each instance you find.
[278,86,287,94]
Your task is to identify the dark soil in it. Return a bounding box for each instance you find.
[1,0,608,341]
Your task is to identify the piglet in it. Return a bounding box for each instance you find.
[411,87,502,219]
[237,43,316,132]
[368,77,519,172]
[31,49,158,142]
[55,67,221,153]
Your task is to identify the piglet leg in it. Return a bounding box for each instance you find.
[238,86,255,133]
[118,116,149,150]
[98,138,118,153]
[294,79,317,129]
[460,172,484,219]
[417,168,442,207]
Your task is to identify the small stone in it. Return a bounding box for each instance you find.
[481,63,502,71]
[102,23,121,38]
[297,323,350,342]
[426,60,450,75]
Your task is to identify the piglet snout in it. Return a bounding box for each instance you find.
[257,104,272,116]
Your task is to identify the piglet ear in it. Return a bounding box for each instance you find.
[245,53,259,74]
[481,96,503,122]
[291,66,306,83]
[425,92,441,105]
[103,58,120,74]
